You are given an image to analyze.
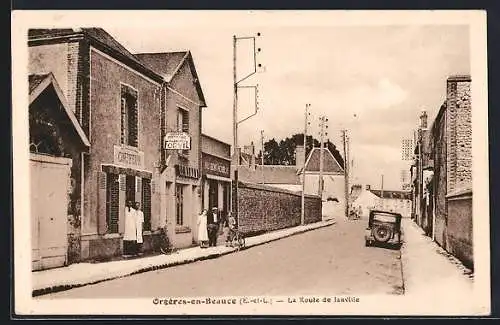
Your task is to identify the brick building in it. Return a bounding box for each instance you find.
[411,75,473,269]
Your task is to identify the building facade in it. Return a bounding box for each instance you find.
[411,75,473,269]
[201,134,232,221]
[28,28,210,261]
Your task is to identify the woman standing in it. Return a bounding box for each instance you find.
[135,201,144,256]
[197,209,209,248]
[123,200,137,257]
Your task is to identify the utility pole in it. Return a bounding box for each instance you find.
[318,116,328,198]
[301,104,311,225]
[342,129,349,219]
[232,33,263,228]
[260,129,264,184]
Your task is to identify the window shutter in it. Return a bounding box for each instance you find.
[120,97,127,144]
[136,176,142,193]
[99,171,106,190]
[182,111,189,132]
[119,174,126,192]
[132,100,138,147]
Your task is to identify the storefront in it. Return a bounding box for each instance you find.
[202,152,232,219]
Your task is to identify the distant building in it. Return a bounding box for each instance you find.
[351,185,412,219]
[237,144,345,219]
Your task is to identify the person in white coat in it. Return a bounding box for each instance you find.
[197,209,209,248]
[123,200,137,257]
[135,201,144,255]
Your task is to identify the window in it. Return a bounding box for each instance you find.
[142,178,152,231]
[175,184,184,225]
[177,108,189,132]
[105,173,119,233]
[121,85,138,147]
[177,107,189,156]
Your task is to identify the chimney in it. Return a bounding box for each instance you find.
[295,145,305,170]
[365,184,371,191]
[420,110,428,130]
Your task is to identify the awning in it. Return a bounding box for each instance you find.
[205,174,232,182]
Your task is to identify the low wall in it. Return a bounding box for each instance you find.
[237,182,322,236]
[446,189,473,270]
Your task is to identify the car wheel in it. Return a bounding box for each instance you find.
[373,225,392,242]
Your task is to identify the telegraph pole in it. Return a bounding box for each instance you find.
[318,116,328,198]
[232,33,263,227]
[301,104,311,225]
[260,129,264,184]
[342,129,349,219]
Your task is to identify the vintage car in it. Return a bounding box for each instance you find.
[364,210,402,247]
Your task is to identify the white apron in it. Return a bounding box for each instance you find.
[136,210,144,244]
[123,208,137,241]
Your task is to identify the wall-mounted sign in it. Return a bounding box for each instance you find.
[202,153,231,178]
[114,145,145,170]
[164,132,191,150]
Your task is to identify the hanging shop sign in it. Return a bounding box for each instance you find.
[164,132,191,150]
[114,145,145,170]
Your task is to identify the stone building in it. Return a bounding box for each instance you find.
[29,28,165,260]
[28,28,209,261]
[137,51,207,249]
[411,75,473,269]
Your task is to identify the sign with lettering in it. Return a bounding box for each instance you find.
[164,132,191,150]
[202,153,231,178]
[114,145,145,170]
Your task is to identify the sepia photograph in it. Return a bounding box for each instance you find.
[12,10,490,316]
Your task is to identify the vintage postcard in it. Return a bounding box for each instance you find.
[12,10,490,316]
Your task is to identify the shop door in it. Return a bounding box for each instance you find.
[30,154,71,270]
[208,179,218,210]
[125,175,136,204]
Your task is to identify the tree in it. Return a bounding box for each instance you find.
[257,133,344,168]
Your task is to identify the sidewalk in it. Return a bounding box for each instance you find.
[400,218,482,314]
[33,219,335,297]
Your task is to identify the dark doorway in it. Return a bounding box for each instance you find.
[126,175,136,204]
[208,179,218,210]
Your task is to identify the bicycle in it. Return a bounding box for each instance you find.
[229,229,246,251]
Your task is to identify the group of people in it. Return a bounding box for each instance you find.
[123,200,145,257]
[196,207,237,248]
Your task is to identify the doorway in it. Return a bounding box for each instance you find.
[31,154,72,270]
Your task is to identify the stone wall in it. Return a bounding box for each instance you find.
[446,190,474,269]
[237,182,322,236]
[446,75,472,193]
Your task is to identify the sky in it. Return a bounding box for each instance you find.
[103,15,470,191]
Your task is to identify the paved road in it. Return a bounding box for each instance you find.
[42,219,403,298]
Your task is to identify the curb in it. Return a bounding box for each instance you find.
[32,220,336,297]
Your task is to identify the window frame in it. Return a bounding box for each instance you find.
[120,83,139,148]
